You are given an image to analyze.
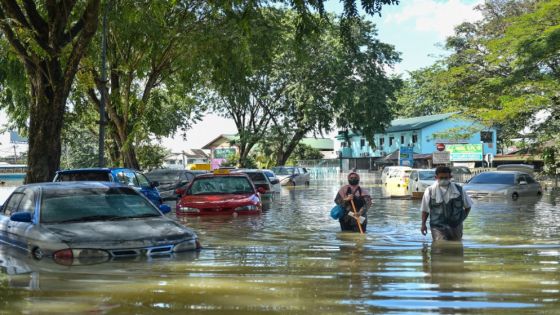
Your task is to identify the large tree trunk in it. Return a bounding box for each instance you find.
[25,67,64,183]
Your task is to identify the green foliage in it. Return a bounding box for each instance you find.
[288,144,324,164]
[136,142,170,171]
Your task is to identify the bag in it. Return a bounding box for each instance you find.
[330,204,345,220]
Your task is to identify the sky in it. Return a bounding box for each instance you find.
[0,0,483,156]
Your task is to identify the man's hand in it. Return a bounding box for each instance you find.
[421,223,427,236]
[344,194,354,201]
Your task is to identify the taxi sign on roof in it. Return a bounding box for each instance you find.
[213,169,230,175]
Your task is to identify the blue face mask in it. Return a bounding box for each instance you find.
[438,179,450,187]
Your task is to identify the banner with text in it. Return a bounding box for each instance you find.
[447,144,483,161]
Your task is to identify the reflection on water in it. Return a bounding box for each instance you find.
[0,176,559,314]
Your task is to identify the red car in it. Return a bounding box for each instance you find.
[176,170,264,216]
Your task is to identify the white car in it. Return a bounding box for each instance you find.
[407,169,436,198]
[262,169,281,193]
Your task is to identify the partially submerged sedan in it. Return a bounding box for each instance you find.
[0,182,200,265]
[176,170,263,215]
[463,171,542,199]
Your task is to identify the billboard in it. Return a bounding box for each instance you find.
[213,148,236,159]
[432,151,451,164]
[447,144,483,161]
[399,146,414,166]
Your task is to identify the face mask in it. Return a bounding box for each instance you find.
[438,179,450,187]
[348,179,359,185]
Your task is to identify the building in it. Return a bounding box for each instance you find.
[335,113,498,168]
[202,134,335,169]
[162,149,210,169]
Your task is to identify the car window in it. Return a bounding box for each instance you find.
[2,192,24,216]
[17,189,36,214]
[136,173,150,187]
[469,173,515,185]
[263,171,275,178]
[40,187,160,223]
[245,172,266,182]
[116,171,138,186]
[419,171,436,180]
[188,177,254,195]
[146,170,181,183]
[185,173,195,182]
[410,172,418,181]
[524,175,536,184]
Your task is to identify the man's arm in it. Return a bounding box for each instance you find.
[420,187,431,235]
[421,212,429,235]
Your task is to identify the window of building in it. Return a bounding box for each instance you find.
[481,131,493,143]
[380,138,385,146]
[341,141,346,147]
[412,134,418,144]
[360,138,366,148]
[400,135,405,144]
[389,137,394,146]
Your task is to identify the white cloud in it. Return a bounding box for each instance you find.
[384,0,483,38]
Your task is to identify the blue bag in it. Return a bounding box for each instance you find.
[330,204,345,220]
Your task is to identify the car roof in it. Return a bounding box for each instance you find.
[17,181,126,191]
[194,173,250,179]
[479,171,529,175]
[56,167,135,174]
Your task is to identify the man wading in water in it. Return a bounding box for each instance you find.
[334,172,372,232]
[421,166,473,241]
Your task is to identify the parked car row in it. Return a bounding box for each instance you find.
[381,164,542,200]
[0,165,309,265]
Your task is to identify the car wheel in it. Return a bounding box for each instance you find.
[512,192,519,200]
[32,247,44,260]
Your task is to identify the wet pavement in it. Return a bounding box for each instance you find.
[0,175,559,314]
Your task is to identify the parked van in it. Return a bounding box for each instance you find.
[381,166,412,185]
[384,168,413,197]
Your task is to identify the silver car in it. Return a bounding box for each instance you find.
[463,171,542,199]
[0,182,200,265]
[407,169,436,198]
[272,166,310,186]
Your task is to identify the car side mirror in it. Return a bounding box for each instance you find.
[271,179,280,185]
[159,204,171,214]
[257,187,267,194]
[519,181,528,185]
[150,181,160,188]
[10,212,32,223]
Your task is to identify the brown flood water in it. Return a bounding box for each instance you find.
[0,175,559,314]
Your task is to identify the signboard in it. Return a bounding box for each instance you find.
[213,148,236,159]
[447,144,483,161]
[399,146,414,166]
[432,151,451,164]
[436,143,446,151]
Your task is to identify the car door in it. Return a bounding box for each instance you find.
[301,168,310,184]
[408,171,418,194]
[6,188,36,250]
[520,174,540,196]
[515,174,531,196]
[0,190,24,247]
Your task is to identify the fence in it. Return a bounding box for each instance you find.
[297,159,340,180]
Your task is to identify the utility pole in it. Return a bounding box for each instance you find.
[98,1,109,167]
[13,145,17,164]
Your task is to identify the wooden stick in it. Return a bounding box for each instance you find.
[350,198,364,234]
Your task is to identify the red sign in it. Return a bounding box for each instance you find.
[436,143,446,151]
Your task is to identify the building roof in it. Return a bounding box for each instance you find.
[183,149,209,159]
[385,112,456,133]
[201,134,238,150]
[301,138,334,150]
[335,112,458,139]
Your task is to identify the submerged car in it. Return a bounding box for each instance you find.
[232,169,279,195]
[407,169,436,198]
[271,166,310,186]
[0,182,200,266]
[54,168,163,206]
[176,170,263,216]
[463,171,542,199]
[145,169,207,201]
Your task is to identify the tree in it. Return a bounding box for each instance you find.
[393,63,459,117]
[0,0,100,183]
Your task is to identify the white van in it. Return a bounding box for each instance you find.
[381,166,412,185]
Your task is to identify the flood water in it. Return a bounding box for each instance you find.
[1,175,559,314]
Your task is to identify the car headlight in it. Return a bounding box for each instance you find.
[178,207,200,213]
[173,239,201,252]
[234,205,258,211]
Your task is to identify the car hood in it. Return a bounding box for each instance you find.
[181,194,259,207]
[44,217,196,245]
[276,175,292,181]
[463,183,511,192]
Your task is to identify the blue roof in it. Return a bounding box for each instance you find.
[385,112,456,133]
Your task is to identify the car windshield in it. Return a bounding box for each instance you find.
[40,187,160,224]
[188,177,254,195]
[469,173,515,185]
[272,167,294,175]
[146,170,180,182]
[56,172,111,182]
[419,171,436,180]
